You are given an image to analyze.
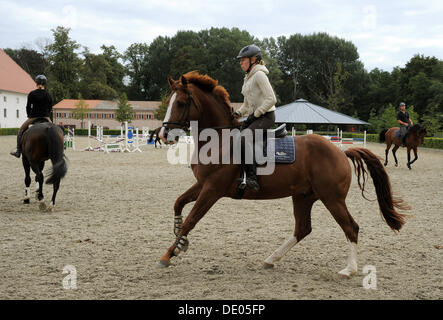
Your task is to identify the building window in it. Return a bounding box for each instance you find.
[110,114,114,119]
[95,114,98,119]
[4,108,7,117]
[3,96,6,102]
[16,110,19,118]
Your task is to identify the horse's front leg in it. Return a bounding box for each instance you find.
[173,182,202,236]
[408,147,418,169]
[410,147,418,165]
[158,184,220,267]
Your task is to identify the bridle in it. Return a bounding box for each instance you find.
[162,89,240,132]
[162,91,194,130]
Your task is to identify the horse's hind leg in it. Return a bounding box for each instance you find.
[22,157,31,204]
[32,163,46,210]
[323,199,359,278]
[48,179,60,212]
[384,142,392,166]
[392,145,400,167]
[263,193,317,269]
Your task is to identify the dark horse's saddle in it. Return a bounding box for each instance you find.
[263,124,296,164]
[30,117,52,126]
[395,126,409,144]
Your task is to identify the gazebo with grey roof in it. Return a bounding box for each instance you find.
[275,99,369,126]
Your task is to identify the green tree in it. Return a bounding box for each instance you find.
[267,32,364,113]
[421,104,442,136]
[3,48,47,79]
[115,93,135,125]
[124,42,150,100]
[45,26,81,103]
[79,48,118,99]
[72,93,89,129]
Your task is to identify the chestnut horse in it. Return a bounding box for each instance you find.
[158,71,409,278]
[20,120,68,211]
[379,124,427,169]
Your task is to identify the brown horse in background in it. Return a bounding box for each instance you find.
[158,71,409,278]
[379,124,427,169]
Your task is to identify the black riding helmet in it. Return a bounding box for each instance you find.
[237,45,262,73]
[35,74,47,86]
[236,44,262,61]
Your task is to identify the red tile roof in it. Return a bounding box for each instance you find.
[53,99,161,112]
[0,48,36,94]
[53,99,103,109]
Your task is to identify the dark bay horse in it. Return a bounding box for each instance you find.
[148,127,164,148]
[159,71,409,278]
[379,124,427,169]
[20,120,68,211]
[148,127,175,148]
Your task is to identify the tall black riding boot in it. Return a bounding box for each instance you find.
[10,131,23,158]
[245,163,260,191]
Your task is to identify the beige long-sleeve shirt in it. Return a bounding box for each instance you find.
[236,64,277,118]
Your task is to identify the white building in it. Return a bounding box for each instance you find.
[0,48,36,128]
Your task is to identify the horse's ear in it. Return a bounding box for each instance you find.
[180,75,188,87]
[168,76,175,89]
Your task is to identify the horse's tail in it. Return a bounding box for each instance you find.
[379,129,388,143]
[345,148,410,231]
[46,125,68,185]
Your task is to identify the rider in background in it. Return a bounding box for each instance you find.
[397,102,413,147]
[10,75,53,158]
[232,44,277,191]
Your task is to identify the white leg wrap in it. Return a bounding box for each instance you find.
[338,241,358,278]
[264,236,298,265]
[24,187,31,200]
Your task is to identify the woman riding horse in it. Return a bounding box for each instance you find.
[232,44,277,191]
[10,74,53,158]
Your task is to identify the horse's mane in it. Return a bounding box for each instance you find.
[183,71,233,113]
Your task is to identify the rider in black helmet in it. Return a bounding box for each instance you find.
[232,45,277,191]
[10,75,53,158]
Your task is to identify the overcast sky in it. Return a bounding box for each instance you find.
[1,0,442,72]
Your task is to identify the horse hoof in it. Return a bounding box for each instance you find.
[338,268,356,279]
[46,205,55,212]
[157,260,171,268]
[39,201,47,211]
[263,262,274,269]
[23,199,30,204]
[395,164,398,167]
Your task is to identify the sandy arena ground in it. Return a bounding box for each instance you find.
[0,135,441,300]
